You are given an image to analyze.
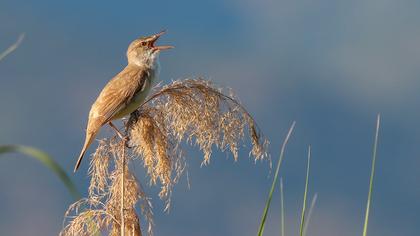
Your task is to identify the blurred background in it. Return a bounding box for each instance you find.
[1,0,420,235]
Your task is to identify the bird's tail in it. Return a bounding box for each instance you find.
[74,131,97,172]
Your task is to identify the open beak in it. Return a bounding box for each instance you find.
[150,30,174,52]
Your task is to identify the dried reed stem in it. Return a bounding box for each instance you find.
[121,141,125,236]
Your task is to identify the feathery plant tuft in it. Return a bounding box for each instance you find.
[61,140,153,236]
[127,79,269,206]
[61,78,269,236]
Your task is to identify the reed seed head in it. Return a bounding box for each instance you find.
[61,78,268,236]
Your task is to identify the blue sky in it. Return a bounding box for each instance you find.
[1,0,420,235]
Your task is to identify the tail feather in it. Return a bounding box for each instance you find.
[74,131,96,172]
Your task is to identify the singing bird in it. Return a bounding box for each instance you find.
[74,31,173,172]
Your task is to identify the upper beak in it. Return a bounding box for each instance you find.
[150,30,174,51]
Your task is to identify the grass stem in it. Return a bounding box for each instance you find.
[362,114,381,236]
[299,146,311,236]
[257,121,296,236]
[280,178,285,236]
[0,33,25,61]
[303,193,318,235]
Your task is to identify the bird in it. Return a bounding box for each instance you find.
[74,30,173,172]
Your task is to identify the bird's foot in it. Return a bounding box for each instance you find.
[123,136,133,148]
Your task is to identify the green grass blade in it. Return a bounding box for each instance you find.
[362,114,381,236]
[0,33,25,62]
[0,144,81,200]
[280,178,285,236]
[303,193,318,235]
[257,121,296,236]
[299,146,311,236]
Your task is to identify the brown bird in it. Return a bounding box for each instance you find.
[74,31,173,172]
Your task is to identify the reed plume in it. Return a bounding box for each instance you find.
[61,78,268,236]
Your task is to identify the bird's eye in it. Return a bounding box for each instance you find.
[141,41,147,46]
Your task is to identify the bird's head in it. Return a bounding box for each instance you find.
[126,30,173,67]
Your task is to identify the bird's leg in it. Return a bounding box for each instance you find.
[108,122,126,140]
[108,122,132,148]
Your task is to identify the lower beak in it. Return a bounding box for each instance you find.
[153,45,174,51]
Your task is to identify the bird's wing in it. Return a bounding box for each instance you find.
[89,65,149,125]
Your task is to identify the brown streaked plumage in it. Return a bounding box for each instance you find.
[74,31,173,172]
